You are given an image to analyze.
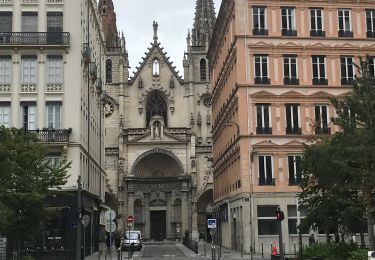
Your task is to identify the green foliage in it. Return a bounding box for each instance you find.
[0,127,70,243]
[22,256,35,260]
[348,249,368,260]
[303,243,359,260]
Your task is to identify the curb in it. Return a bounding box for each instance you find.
[176,243,199,257]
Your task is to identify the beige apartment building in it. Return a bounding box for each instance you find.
[0,0,107,257]
[208,0,375,254]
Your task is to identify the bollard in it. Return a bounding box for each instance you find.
[219,245,222,257]
[241,243,243,258]
[98,249,101,260]
[212,245,214,260]
[262,243,264,259]
[204,243,206,257]
[294,242,296,254]
[217,246,220,260]
[270,243,273,255]
[283,241,285,255]
[213,246,216,260]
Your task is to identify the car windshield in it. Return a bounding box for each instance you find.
[124,233,139,240]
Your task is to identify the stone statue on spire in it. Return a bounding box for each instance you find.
[153,21,159,42]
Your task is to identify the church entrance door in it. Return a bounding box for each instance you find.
[150,210,166,241]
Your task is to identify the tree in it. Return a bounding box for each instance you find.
[0,127,70,257]
[300,58,375,249]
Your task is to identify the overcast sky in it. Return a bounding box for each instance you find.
[112,0,222,78]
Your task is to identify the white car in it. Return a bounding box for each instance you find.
[121,231,142,251]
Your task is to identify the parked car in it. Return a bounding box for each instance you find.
[121,231,142,251]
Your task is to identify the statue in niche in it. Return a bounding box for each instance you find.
[153,121,161,138]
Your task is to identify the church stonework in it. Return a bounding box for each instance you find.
[102,0,216,241]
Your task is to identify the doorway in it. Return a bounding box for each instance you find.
[150,210,166,241]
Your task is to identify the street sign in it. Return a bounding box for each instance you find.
[105,209,116,221]
[176,227,181,233]
[105,221,117,233]
[127,215,134,223]
[207,218,216,229]
[82,215,90,227]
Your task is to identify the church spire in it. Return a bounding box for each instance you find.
[191,0,216,47]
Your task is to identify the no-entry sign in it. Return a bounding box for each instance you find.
[127,215,134,223]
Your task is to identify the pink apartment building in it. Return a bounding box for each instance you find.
[208,0,375,254]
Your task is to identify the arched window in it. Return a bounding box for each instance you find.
[152,59,160,76]
[106,59,112,83]
[146,90,167,127]
[200,58,207,81]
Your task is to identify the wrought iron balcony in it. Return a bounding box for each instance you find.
[310,30,325,37]
[253,28,268,36]
[282,29,297,36]
[256,126,272,135]
[0,32,70,46]
[315,127,331,135]
[289,178,301,186]
[367,31,375,38]
[284,77,299,85]
[341,78,354,86]
[254,77,270,85]
[286,127,302,135]
[338,30,353,38]
[28,128,72,143]
[312,78,328,85]
[259,178,275,186]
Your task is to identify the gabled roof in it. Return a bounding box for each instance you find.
[129,41,183,85]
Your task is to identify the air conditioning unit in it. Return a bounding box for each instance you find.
[82,43,91,63]
[89,62,97,80]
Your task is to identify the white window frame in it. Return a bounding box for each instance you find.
[253,6,268,30]
[287,205,307,235]
[47,56,63,84]
[21,104,37,130]
[257,205,279,236]
[338,9,352,32]
[254,55,269,79]
[312,56,326,80]
[367,9,375,33]
[22,57,37,84]
[0,104,10,127]
[46,103,61,129]
[341,56,354,80]
[256,104,272,129]
[0,57,11,84]
[288,155,302,181]
[258,155,274,180]
[315,105,329,129]
[310,9,324,32]
[282,7,296,31]
[283,56,298,79]
[286,104,301,129]
[46,156,61,166]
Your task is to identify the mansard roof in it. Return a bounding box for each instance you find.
[129,41,183,85]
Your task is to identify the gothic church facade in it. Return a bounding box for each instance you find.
[99,0,216,241]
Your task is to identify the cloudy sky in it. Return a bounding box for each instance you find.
[112,0,222,78]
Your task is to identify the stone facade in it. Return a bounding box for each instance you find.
[103,0,216,241]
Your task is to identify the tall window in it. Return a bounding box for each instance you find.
[315,105,330,134]
[338,9,352,37]
[312,56,327,85]
[285,104,301,134]
[146,90,167,127]
[253,6,268,35]
[256,104,272,134]
[22,12,38,32]
[368,56,375,77]
[0,12,12,33]
[21,103,36,130]
[152,59,160,76]
[200,58,207,81]
[310,9,325,37]
[254,55,269,84]
[288,155,302,185]
[47,12,63,44]
[288,205,308,234]
[0,56,11,85]
[366,9,375,38]
[47,55,62,84]
[46,102,61,129]
[0,103,10,127]
[106,59,112,83]
[257,205,278,235]
[258,155,274,185]
[22,56,37,84]
[46,156,61,166]
[283,55,298,85]
[281,7,296,36]
[340,56,354,85]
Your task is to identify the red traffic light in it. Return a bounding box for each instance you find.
[276,210,285,221]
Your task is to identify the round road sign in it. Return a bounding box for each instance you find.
[82,215,90,227]
[105,209,116,221]
[105,221,117,233]
[127,215,134,223]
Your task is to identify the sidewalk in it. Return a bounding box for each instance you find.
[196,242,271,260]
[85,246,126,260]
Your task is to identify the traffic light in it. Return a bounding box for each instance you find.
[276,209,285,221]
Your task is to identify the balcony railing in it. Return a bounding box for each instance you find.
[254,77,270,85]
[0,32,70,46]
[253,28,268,36]
[0,84,11,93]
[289,178,301,186]
[47,0,63,3]
[315,127,331,135]
[282,29,297,36]
[20,84,37,93]
[284,77,299,85]
[256,127,272,135]
[22,0,38,3]
[0,0,13,4]
[259,178,275,186]
[341,78,354,86]
[286,127,302,135]
[46,83,63,93]
[28,128,72,143]
[367,31,375,38]
[312,78,328,85]
[338,30,353,37]
[310,30,325,37]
